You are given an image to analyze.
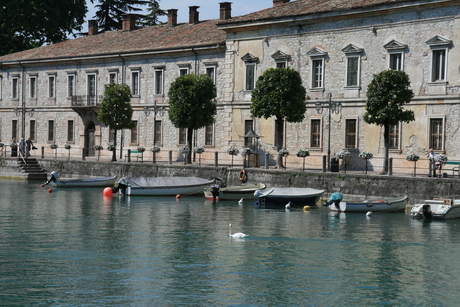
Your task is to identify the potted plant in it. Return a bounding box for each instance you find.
[50,144,58,149]
[406,154,420,177]
[359,151,373,160]
[227,147,239,167]
[94,145,103,151]
[137,146,145,152]
[297,149,310,171]
[107,144,115,151]
[278,148,289,157]
[193,146,205,165]
[151,146,161,153]
[336,150,351,173]
[0,142,4,148]
[241,147,252,157]
[65,144,71,150]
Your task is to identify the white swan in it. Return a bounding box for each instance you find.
[229,223,248,238]
[285,202,291,210]
[366,211,372,216]
[238,198,243,206]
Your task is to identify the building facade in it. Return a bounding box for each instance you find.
[0,0,459,169]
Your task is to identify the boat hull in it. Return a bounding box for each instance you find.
[203,183,266,200]
[329,196,407,212]
[411,199,460,219]
[51,176,117,188]
[118,177,215,196]
[254,187,325,208]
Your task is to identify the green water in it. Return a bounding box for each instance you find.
[0,179,459,306]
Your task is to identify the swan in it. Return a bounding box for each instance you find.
[285,202,291,210]
[238,198,243,206]
[229,223,248,238]
[366,211,372,216]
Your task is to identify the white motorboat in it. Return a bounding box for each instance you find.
[410,198,460,219]
[204,183,266,201]
[45,172,117,188]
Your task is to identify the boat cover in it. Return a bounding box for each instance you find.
[254,187,324,198]
[118,177,214,188]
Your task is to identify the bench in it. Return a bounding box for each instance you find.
[124,150,144,163]
[445,161,460,177]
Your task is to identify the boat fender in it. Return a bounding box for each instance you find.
[239,170,248,183]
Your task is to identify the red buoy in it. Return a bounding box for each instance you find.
[48,188,53,193]
[103,187,114,196]
[176,194,181,199]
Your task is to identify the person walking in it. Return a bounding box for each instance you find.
[427,148,437,177]
[18,138,25,158]
[25,138,34,158]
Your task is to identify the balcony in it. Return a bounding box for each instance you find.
[71,95,103,115]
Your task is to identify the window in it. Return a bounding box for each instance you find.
[29,76,37,98]
[244,120,253,147]
[29,120,36,141]
[67,120,74,142]
[274,119,284,148]
[346,56,359,87]
[272,51,290,68]
[389,124,400,150]
[205,124,214,146]
[109,128,115,143]
[429,118,444,151]
[48,75,55,98]
[48,120,55,142]
[307,47,327,89]
[12,120,18,140]
[154,68,164,95]
[87,74,96,96]
[130,121,138,144]
[384,40,407,71]
[67,75,75,97]
[389,53,403,71]
[154,120,162,146]
[109,72,117,84]
[310,119,321,148]
[179,66,189,76]
[206,66,216,84]
[179,128,187,145]
[12,77,19,99]
[241,53,258,91]
[426,35,451,83]
[131,71,139,96]
[345,119,357,148]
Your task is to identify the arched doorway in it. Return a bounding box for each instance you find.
[85,121,96,157]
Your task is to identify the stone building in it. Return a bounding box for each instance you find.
[0,0,459,170]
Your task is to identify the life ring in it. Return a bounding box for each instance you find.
[239,169,247,182]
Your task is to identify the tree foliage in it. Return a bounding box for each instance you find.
[168,74,217,163]
[0,0,87,56]
[91,0,149,32]
[364,69,415,173]
[138,0,166,27]
[98,83,134,161]
[250,67,307,151]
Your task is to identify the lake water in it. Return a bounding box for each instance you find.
[1,179,460,306]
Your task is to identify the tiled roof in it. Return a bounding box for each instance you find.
[0,19,226,64]
[218,0,418,25]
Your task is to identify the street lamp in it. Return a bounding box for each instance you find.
[14,107,35,139]
[315,94,342,172]
[143,99,165,147]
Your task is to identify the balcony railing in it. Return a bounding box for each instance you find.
[71,95,104,107]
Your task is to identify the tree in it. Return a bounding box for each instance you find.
[138,0,166,27]
[0,0,87,56]
[250,67,307,166]
[363,69,415,174]
[168,74,217,164]
[92,0,149,32]
[98,83,135,161]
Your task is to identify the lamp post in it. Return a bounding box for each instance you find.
[144,99,165,161]
[14,107,35,139]
[315,94,342,172]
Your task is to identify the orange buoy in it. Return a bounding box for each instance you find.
[176,194,181,199]
[103,187,114,196]
[40,184,45,187]
[48,188,53,193]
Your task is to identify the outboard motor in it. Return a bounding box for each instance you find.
[422,204,433,219]
[324,192,343,211]
[210,185,220,201]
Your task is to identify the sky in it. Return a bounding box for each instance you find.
[83,0,273,32]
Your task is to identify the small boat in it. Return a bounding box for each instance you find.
[204,183,267,201]
[46,172,117,188]
[325,193,407,212]
[116,176,215,196]
[254,187,325,208]
[410,198,460,219]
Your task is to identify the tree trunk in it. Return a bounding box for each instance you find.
[382,123,389,174]
[112,129,117,162]
[186,128,193,164]
[277,118,284,168]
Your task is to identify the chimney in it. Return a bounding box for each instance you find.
[168,9,178,27]
[219,2,232,20]
[122,14,136,31]
[88,20,98,36]
[189,6,200,24]
[273,0,290,6]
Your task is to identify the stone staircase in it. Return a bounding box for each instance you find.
[18,158,48,180]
